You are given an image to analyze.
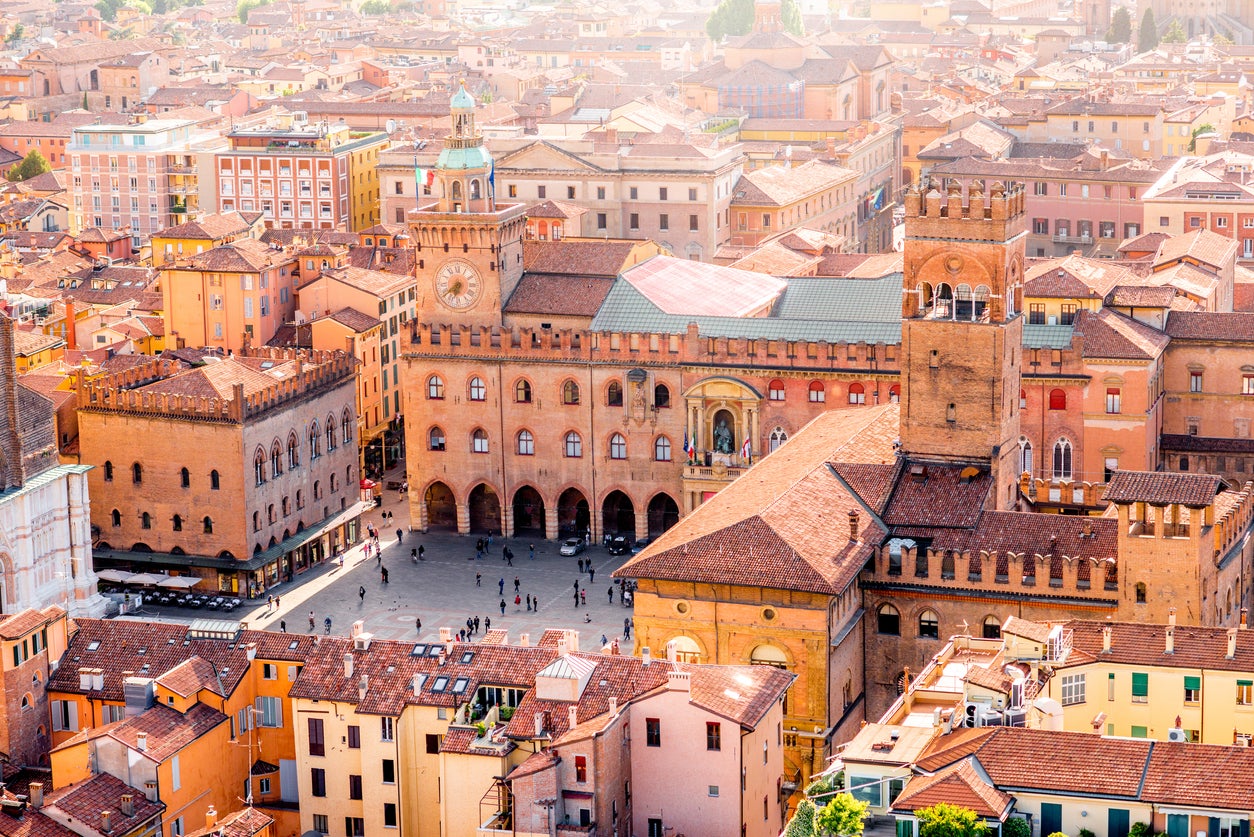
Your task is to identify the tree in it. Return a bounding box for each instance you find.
[783,799,819,837]
[1003,819,1031,837]
[5,23,25,43]
[706,0,803,41]
[916,803,989,837]
[359,0,390,14]
[1139,8,1159,50]
[1105,6,1131,43]
[816,793,869,837]
[1188,123,1215,152]
[1161,19,1187,42]
[6,150,51,182]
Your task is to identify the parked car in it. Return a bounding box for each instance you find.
[559,538,585,557]
[608,535,633,555]
[630,537,651,555]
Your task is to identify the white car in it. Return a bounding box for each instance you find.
[559,538,585,556]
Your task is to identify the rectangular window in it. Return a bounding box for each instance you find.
[311,768,326,797]
[263,663,277,680]
[689,214,698,231]
[629,213,639,230]
[1130,725,1148,738]
[597,212,607,230]
[537,185,546,199]
[382,759,395,783]
[171,818,183,837]
[1244,376,1254,396]
[1035,181,1048,196]
[849,776,882,807]
[1106,388,1121,414]
[659,213,668,231]
[575,755,587,782]
[629,187,638,200]
[383,804,397,828]
[172,755,181,791]
[313,815,328,834]
[381,717,395,741]
[1184,676,1201,704]
[1132,672,1149,703]
[347,726,360,748]
[51,700,78,732]
[348,775,363,800]
[1238,680,1253,705]
[1191,371,1203,392]
[708,785,719,797]
[567,186,575,199]
[308,718,325,756]
[1060,304,1077,325]
[646,718,661,747]
[707,722,722,750]
[689,187,698,201]
[507,185,516,198]
[426,733,440,754]
[259,778,271,795]
[256,696,282,727]
[1029,303,1046,325]
[345,818,364,837]
[1061,674,1086,705]
[597,186,606,199]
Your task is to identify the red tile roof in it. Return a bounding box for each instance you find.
[1071,308,1170,360]
[101,703,227,763]
[1142,743,1254,810]
[0,607,61,641]
[185,807,273,837]
[1102,470,1222,506]
[44,773,164,835]
[893,759,1013,818]
[1164,311,1254,341]
[882,461,990,530]
[1063,620,1254,672]
[503,274,615,317]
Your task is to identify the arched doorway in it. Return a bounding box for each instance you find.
[512,486,546,536]
[601,490,635,537]
[468,484,502,534]
[647,493,679,538]
[557,488,590,539]
[424,482,456,530]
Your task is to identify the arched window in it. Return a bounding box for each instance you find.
[203,516,213,534]
[654,436,672,462]
[282,497,290,516]
[472,429,489,454]
[877,604,900,635]
[330,474,338,492]
[267,504,276,524]
[565,432,583,458]
[254,449,266,486]
[451,180,463,201]
[1052,437,1073,480]
[296,490,304,510]
[809,381,826,403]
[180,467,190,488]
[288,434,299,469]
[889,384,900,403]
[427,375,445,399]
[847,382,865,405]
[326,418,336,451]
[271,443,283,477]
[173,514,183,532]
[768,379,785,401]
[210,469,220,490]
[429,427,446,451]
[1136,582,1147,604]
[983,615,1002,639]
[1019,439,1033,475]
[104,461,114,481]
[470,179,481,200]
[918,609,940,638]
[654,383,670,408]
[132,462,143,484]
[769,427,788,452]
[607,381,623,407]
[515,379,532,403]
[314,480,321,499]
[469,376,486,402]
[1049,388,1067,410]
[253,511,261,532]
[1019,388,1027,409]
[111,509,121,527]
[562,380,580,405]
[342,410,353,444]
[141,512,152,530]
[668,636,702,663]
[309,421,321,459]
[609,433,627,460]
[517,430,534,456]
[749,644,788,668]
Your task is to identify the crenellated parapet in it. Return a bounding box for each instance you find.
[1213,481,1254,565]
[80,348,358,424]
[903,178,1027,243]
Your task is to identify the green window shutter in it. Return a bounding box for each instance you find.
[1132,672,1149,697]
[1184,676,1201,690]
[1239,680,1253,688]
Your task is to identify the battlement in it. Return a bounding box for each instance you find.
[405,319,903,375]
[903,179,1027,242]
[1213,481,1254,564]
[80,348,357,424]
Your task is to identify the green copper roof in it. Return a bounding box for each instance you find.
[450,85,475,109]
[437,144,493,171]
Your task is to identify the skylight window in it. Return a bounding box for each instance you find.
[411,644,428,657]
[452,678,469,694]
[431,676,449,693]
[87,641,100,652]
[460,651,474,664]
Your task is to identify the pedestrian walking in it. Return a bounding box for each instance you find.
[396,527,404,543]
[280,620,287,633]
[498,577,505,595]
[513,576,521,593]
[418,545,425,561]
[377,551,382,566]
[580,589,586,605]
[267,594,273,610]
[415,617,422,633]
[526,595,532,612]
[529,544,535,560]
[364,541,372,560]
[514,594,521,608]
[473,616,480,632]
[359,585,366,602]
[589,567,595,583]
[411,548,418,563]
[324,616,332,635]
[502,545,509,561]
[308,611,315,632]
[275,596,281,609]
[484,617,491,631]
[506,549,513,567]
[499,599,506,615]
[476,572,482,587]
[534,597,540,613]
[487,532,493,548]
[573,580,580,592]
[574,591,580,608]
[608,586,614,603]
[623,617,631,639]
[601,634,608,647]
[381,567,389,583]
[458,629,465,642]
[577,558,584,573]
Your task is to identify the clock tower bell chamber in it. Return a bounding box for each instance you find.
[408,83,527,328]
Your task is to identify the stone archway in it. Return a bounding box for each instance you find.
[601,490,635,538]
[512,486,546,537]
[647,493,680,538]
[468,484,502,535]
[557,488,590,539]
[424,481,456,530]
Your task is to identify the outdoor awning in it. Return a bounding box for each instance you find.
[158,576,202,589]
[126,573,169,585]
[96,569,134,583]
[249,501,373,568]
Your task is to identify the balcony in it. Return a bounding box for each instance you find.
[556,824,596,835]
[1052,233,1093,244]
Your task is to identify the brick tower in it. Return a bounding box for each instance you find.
[898,179,1027,510]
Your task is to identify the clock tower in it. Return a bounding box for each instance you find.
[409,84,527,326]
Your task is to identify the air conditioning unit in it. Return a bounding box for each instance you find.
[977,708,1003,728]
[1003,709,1027,728]
[1167,727,1188,743]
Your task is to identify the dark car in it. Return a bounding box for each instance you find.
[630,537,651,555]
[607,535,633,555]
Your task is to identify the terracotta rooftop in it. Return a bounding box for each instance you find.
[1063,620,1254,672]
[881,461,991,530]
[1102,470,1222,507]
[1164,311,1254,341]
[521,240,643,278]
[43,773,163,836]
[1104,285,1178,307]
[185,807,272,837]
[1071,308,1169,360]
[892,758,1013,818]
[0,607,61,641]
[503,274,615,317]
[1154,228,1239,270]
[99,703,227,763]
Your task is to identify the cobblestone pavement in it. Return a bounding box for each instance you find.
[123,462,639,654]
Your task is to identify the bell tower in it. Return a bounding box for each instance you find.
[898,179,1027,510]
[408,84,527,328]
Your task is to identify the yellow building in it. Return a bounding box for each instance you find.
[151,211,264,268]
[13,329,64,373]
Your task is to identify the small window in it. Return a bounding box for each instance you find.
[607,381,623,407]
[706,722,721,751]
[1106,388,1121,414]
[427,376,445,399]
[609,433,627,460]
[654,383,670,408]
[172,514,183,532]
[1135,582,1147,604]
[141,512,152,530]
[562,380,580,405]
[472,429,489,454]
[918,610,939,638]
[111,509,121,527]
[877,604,900,635]
[203,516,213,534]
[517,430,535,456]
[180,467,190,488]
[565,432,583,458]
[428,427,446,451]
[104,461,114,481]
[654,436,671,462]
[1049,388,1067,410]
[347,726,360,748]
[515,379,532,403]
[809,381,825,403]
[132,462,143,484]
[847,382,865,405]
[469,376,486,401]
[645,718,661,747]
[768,379,785,401]
[574,755,587,782]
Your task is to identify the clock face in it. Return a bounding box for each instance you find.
[434,259,483,310]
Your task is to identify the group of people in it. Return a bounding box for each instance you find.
[455,614,490,643]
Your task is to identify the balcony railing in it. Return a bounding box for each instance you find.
[1053,233,1094,244]
[684,463,748,481]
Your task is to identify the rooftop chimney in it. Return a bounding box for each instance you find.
[568,705,578,728]
[245,643,257,661]
[1228,627,1238,659]
[412,673,422,694]
[101,811,112,833]
[120,795,133,817]
[667,671,692,692]
[358,675,369,701]
[437,648,446,667]
[608,697,618,716]
[1166,624,1175,655]
[519,633,529,647]
[439,627,452,642]
[641,647,651,666]
[665,640,677,663]
[136,732,148,751]
[534,711,545,737]
[1102,625,1112,653]
[1169,608,1177,627]
[28,783,43,809]
[848,509,860,542]
[344,653,354,679]
[557,638,569,657]
[205,806,217,828]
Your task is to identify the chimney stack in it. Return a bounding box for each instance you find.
[641,646,651,666]
[1102,625,1112,653]
[1242,608,1249,630]
[358,675,369,701]
[568,705,578,728]
[64,299,77,352]
[344,653,354,679]
[120,795,133,817]
[1169,608,1177,626]
[1166,624,1174,655]
[848,509,860,542]
[28,783,43,809]
[609,697,618,716]
[101,812,112,833]
[1228,627,1239,659]
[439,627,452,642]
[534,712,545,737]
[205,806,217,828]
[519,633,529,646]
[665,640,677,663]
[557,638,569,657]
[136,732,148,751]
[412,673,422,694]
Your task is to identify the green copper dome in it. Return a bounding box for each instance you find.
[437,144,493,171]
[450,84,475,110]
